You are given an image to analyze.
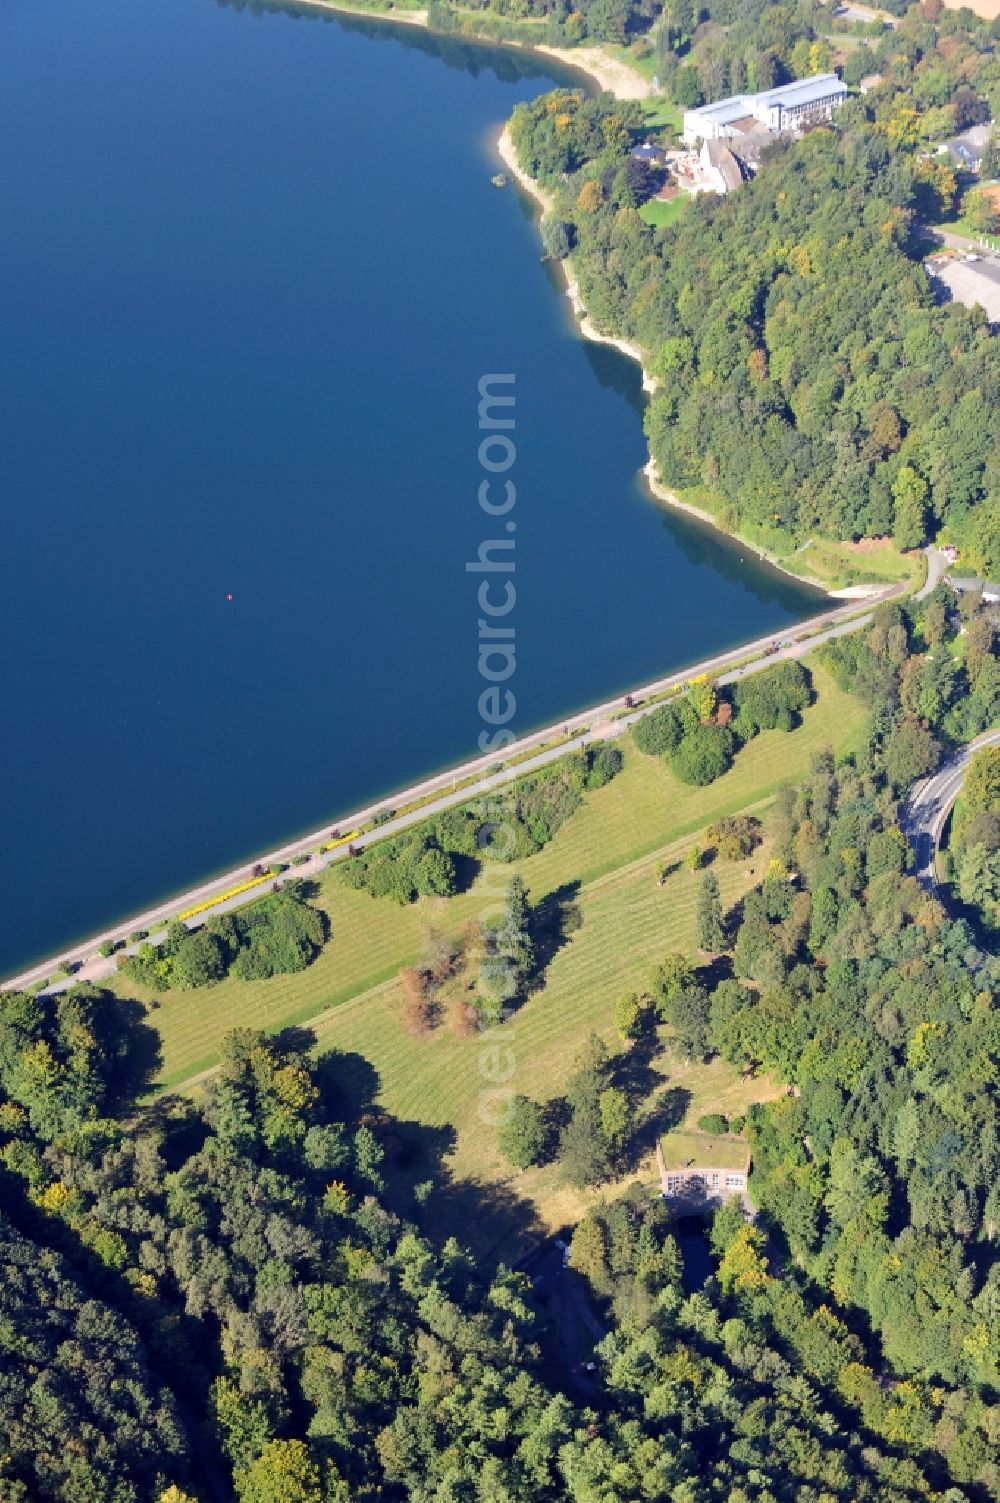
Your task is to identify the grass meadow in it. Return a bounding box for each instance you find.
[639,194,689,229]
[126,663,865,1253]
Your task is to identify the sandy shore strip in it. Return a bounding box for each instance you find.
[498,126,888,597]
[496,126,656,393]
[303,0,895,597]
[271,0,888,601]
[279,0,653,99]
[276,0,430,26]
[640,460,877,599]
[530,43,652,99]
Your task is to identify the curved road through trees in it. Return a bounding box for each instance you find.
[903,728,1000,892]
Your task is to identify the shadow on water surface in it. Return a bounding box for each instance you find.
[580,334,647,414]
[539,271,825,613]
[214,0,565,86]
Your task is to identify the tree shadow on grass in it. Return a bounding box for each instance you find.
[530,880,583,988]
[718,891,750,952]
[361,1104,545,1267]
[313,1047,382,1123]
[310,1047,459,1218]
[609,1031,664,1104]
[83,987,163,1115]
[627,1083,692,1171]
[419,1160,546,1267]
[314,908,333,950]
[540,1096,572,1167]
[698,953,734,990]
[271,1023,319,1057]
[450,852,482,896]
[312,1045,544,1264]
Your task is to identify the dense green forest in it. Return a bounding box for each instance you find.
[1,587,997,1503]
[0,1009,989,1501]
[951,743,1000,922]
[423,0,922,50]
[510,81,1000,571]
[559,583,1000,1493]
[5,2,1000,1498]
[652,0,998,131]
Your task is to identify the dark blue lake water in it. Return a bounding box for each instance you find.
[0,0,822,973]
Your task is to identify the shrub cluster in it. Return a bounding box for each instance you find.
[634,662,811,785]
[347,748,624,904]
[340,832,456,905]
[120,883,324,990]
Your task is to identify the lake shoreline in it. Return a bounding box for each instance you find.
[5,595,890,995]
[496,124,655,390]
[291,1,902,598]
[495,127,891,602]
[277,0,654,97]
[3,0,904,978]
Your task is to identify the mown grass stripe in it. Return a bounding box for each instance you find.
[128,666,862,1158]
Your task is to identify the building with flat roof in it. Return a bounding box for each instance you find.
[683,74,847,146]
[658,1130,751,1204]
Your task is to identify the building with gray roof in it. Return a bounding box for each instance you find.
[940,123,993,174]
[683,74,848,146]
[702,138,745,193]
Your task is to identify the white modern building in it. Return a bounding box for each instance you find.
[683,74,848,146]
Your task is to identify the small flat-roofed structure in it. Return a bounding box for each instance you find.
[659,1129,751,1203]
[926,253,1000,327]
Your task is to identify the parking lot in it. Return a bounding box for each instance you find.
[926,252,1000,325]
